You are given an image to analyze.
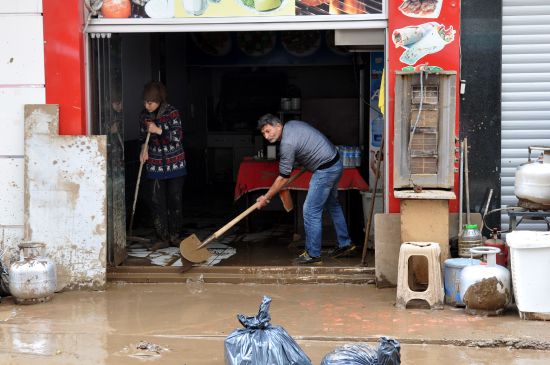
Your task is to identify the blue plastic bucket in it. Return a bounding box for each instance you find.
[444,258,481,306]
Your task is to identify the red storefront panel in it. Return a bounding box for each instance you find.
[43,0,87,135]
[387,0,461,212]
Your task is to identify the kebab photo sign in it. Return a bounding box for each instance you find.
[386,0,462,213]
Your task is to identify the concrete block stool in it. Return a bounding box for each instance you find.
[396,242,444,309]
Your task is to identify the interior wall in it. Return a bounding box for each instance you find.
[121,31,365,191]
[122,33,152,142]
[286,66,357,98]
[124,32,361,141]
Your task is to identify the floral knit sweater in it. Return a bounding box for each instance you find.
[139,103,187,180]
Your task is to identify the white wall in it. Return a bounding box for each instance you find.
[0,3,45,263]
[0,1,42,13]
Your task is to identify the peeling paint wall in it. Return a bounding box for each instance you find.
[24,105,107,290]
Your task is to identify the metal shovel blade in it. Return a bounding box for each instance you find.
[180,234,211,263]
[180,256,194,272]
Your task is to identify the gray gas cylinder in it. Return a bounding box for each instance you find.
[9,242,57,304]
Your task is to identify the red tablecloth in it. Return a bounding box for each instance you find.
[234,157,369,200]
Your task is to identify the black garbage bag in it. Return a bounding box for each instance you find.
[320,343,377,365]
[0,260,10,298]
[377,337,401,365]
[320,337,400,365]
[224,295,312,365]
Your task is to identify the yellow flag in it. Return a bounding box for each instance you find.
[378,68,385,116]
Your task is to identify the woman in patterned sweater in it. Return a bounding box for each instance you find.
[139,81,187,249]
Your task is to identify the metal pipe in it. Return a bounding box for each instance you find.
[459,139,464,236]
[482,188,494,232]
[483,189,494,218]
[361,131,384,266]
[464,137,471,225]
[359,68,365,148]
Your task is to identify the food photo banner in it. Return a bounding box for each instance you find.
[186,31,353,65]
[386,0,461,213]
[89,0,383,18]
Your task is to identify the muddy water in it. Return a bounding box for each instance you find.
[0,282,549,364]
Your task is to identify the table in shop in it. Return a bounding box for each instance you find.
[235,157,369,232]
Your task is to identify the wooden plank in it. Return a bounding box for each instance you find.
[401,199,450,261]
[374,213,401,288]
[25,105,107,290]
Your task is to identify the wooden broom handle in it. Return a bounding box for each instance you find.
[129,132,150,235]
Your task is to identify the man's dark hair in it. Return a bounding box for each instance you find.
[143,81,167,103]
[257,113,282,130]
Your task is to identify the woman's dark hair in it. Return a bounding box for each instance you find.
[143,81,167,103]
[257,113,281,130]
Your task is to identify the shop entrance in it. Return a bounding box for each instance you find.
[89,30,384,272]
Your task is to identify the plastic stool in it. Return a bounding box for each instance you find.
[396,242,444,309]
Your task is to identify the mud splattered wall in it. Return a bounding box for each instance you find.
[24,105,107,290]
[0,2,45,266]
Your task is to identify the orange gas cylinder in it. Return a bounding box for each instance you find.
[484,229,508,267]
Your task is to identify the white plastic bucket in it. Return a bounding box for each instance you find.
[506,231,550,320]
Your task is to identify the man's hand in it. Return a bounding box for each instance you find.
[256,195,271,209]
[256,175,289,209]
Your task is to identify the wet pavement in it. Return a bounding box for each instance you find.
[1,282,550,364]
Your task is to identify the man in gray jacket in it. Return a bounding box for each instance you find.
[256,114,356,264]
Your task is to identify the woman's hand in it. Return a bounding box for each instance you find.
[139,146,149,164]
[147,122,162,135]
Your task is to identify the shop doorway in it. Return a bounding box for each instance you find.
[89,30,384,271]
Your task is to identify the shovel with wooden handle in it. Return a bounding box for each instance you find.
[180,168,307,263]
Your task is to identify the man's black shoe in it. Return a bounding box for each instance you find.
[329,244,357,258]
[293,251,322,265]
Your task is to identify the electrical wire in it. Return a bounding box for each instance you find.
[351,54,384,115]
[482,206,523,234]
[407,69,426,187]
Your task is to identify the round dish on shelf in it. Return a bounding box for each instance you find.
[237,31,277,57]
[281,30,322,57]
[191,32,232,56]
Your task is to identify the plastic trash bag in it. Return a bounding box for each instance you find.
[224,295,312,365]
[377,337,401,365]
[0,260,9,298]
[320,337,401,365]
[320,343,377,365]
